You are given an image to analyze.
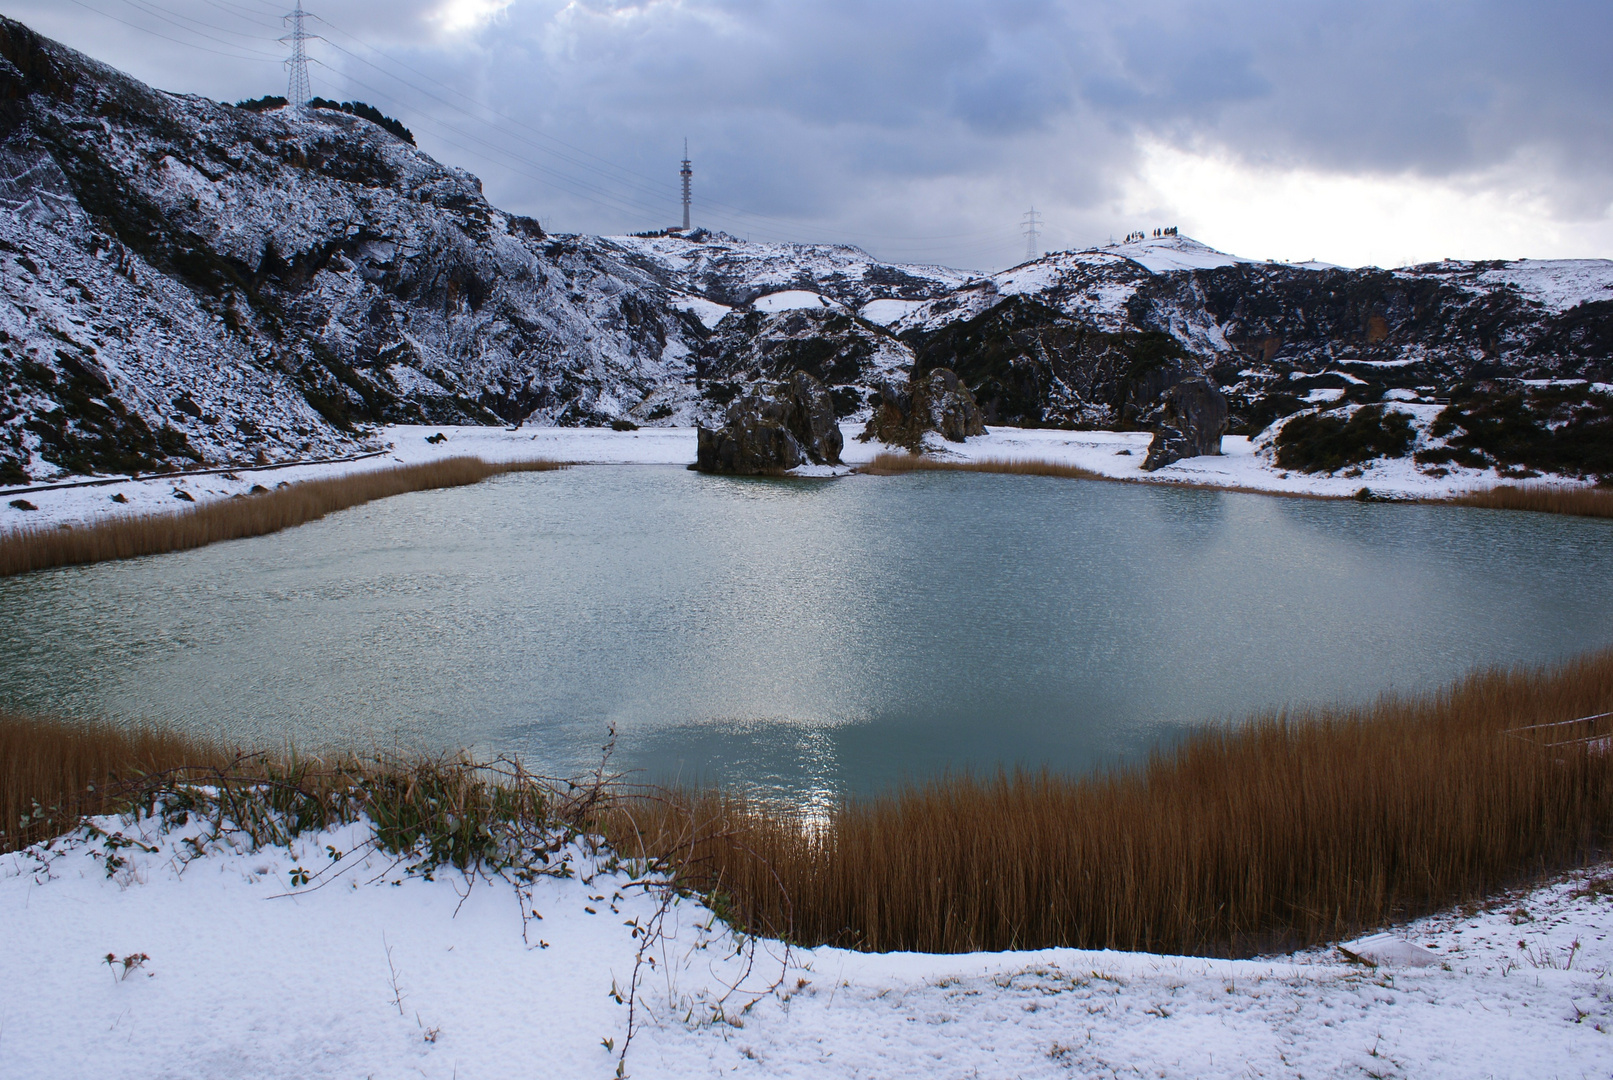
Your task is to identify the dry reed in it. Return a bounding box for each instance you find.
[7,649,1612,959]
[863,452,1103,481]
[0,456,564,577]
[0,712,233,851]
[1447,484,1613,520]
[612,649,1613,957]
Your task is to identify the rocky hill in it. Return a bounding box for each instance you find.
[2,16,1609,484]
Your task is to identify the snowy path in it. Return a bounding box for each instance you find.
[2,815,1609,1079]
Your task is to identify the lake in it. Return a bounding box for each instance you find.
[3,466,1611,802]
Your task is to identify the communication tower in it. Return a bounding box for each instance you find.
[680,140,692,231]
[1022,207,1043,261]
[281,3,314,108]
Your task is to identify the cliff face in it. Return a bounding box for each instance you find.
[2,17,1609,485]
[0,17,709,481]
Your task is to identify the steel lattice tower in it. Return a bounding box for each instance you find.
[282,3,313,108]
[1022,207,1043,261]
[680,140,692,231]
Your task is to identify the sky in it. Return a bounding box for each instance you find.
[10,0,1612,272]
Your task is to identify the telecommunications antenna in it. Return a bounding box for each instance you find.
[679,140,692,231]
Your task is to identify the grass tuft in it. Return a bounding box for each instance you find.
[0,456,564,577]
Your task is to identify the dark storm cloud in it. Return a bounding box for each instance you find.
[7,0,1609,265]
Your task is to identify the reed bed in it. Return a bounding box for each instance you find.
[612,650,1613,957]
[1447,483,1613,519]
[0,712,233,851]
[6,650,1612,958]
[0,456,563,577]
[863,452,1103,481]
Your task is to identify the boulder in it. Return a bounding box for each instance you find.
[860,368,986,450]
[695,371,843,474]
[1142,378,1227,471]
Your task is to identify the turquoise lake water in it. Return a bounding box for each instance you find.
[3,466,1611,801]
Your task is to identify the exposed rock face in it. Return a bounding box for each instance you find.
[860,368,986,450]
[696,307,914,422]
[1142,379,1228,471]
[695,371,842,474]
[902,297,1205,431]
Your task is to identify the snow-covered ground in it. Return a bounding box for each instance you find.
[3,811,1609,1079]
[0,421,1584,533]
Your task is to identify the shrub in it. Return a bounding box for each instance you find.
[1274,405,1415,473]
[307,98,416,146]
[234,95,287,112]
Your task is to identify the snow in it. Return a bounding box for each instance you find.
[669,293,733,329]
[1337,932,1442,968]
[751,290,844,314]
[857,298,926,326]
[1106,234,1256,274]
[846,423,1580,501]
[4,418,1595,534]
[4,809,1612,1079]
[1476,259,1613,314]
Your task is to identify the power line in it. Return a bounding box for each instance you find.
[280,2,314,107]
[57,0,1035,258]
[1022,207,1043,261]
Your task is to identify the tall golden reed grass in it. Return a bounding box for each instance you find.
[0,712,233,851]
[6,651,1612,958]
[0,456,563,577]
[1448,484,1613,519]
[615,650,1613,956]
[863,452,1103,481]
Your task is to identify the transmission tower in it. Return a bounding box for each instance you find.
[281,3,314,108]
[679,140,692,231]
[1022,207,1043,261]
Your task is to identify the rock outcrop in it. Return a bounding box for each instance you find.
[695,371,842,474]
[860,368,986,450]
[1142,378,1228,470]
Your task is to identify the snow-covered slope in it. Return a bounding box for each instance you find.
[5,807,1611,1079]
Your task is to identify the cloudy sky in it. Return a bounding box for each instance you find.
[13,0,1612,271]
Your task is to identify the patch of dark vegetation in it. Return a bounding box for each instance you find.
[1274,405,1415,473]
[1418,382,1613,478]
[307,98,415,146]
[233,95,287,112]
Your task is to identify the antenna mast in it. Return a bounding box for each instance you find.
[1021,207,1043,261]
[281,3,314,108]
[679,140,692,231]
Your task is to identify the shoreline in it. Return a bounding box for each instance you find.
[4,421,1605,532]
[4,642,1613,1078]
